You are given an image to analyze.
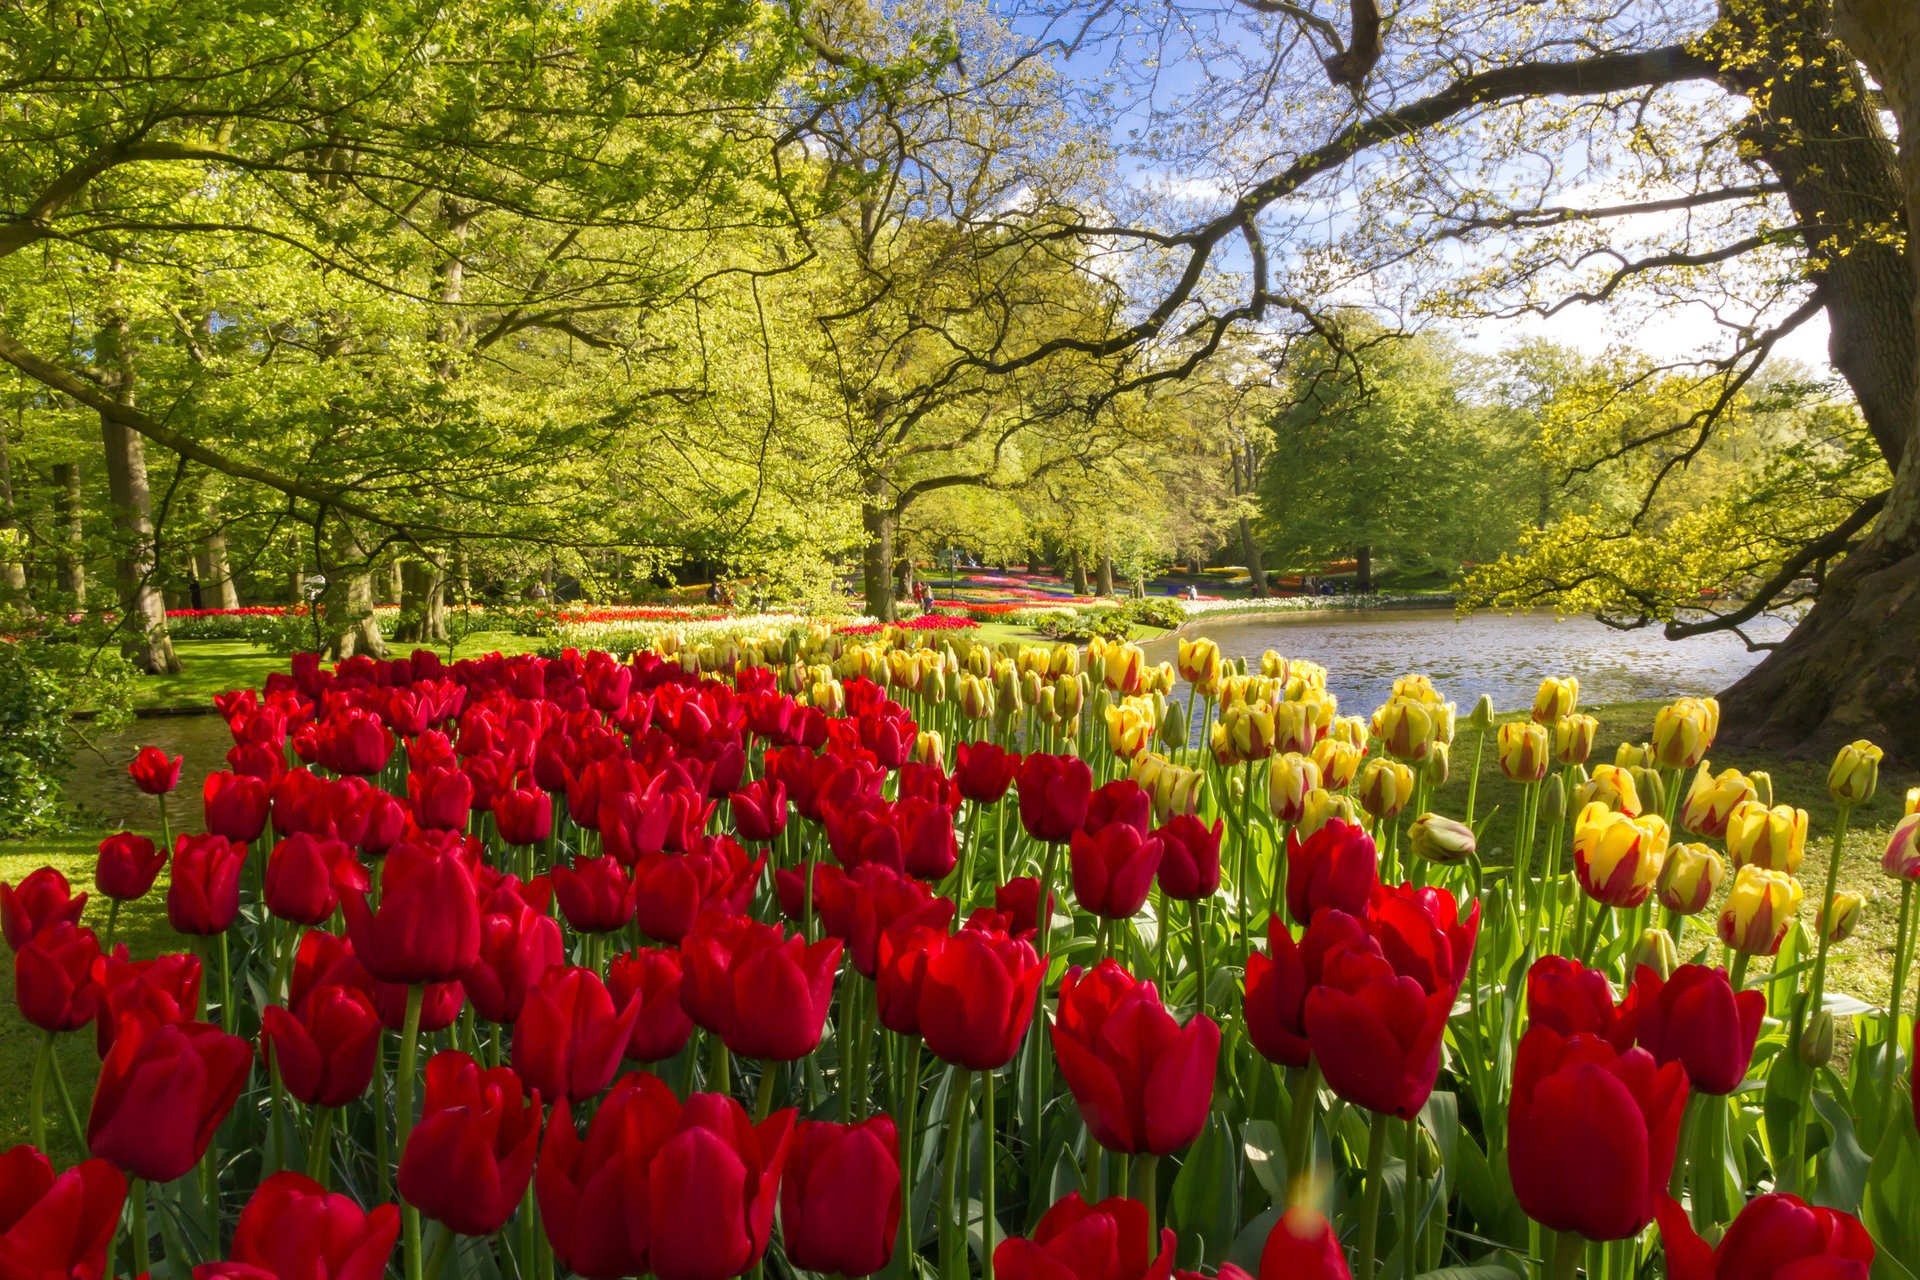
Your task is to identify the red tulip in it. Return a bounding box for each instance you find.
[356,790,409,857]
[1508,1027,1688,1241]
[1070,825,1164,919]
[607,948,695,1062]
[1525,955,1620,1038]
[1613,964,1764,1096]
[1244,911,1367,1068]
[823,801,904,875]
[203,771,271,843]
[644,1092,796,1280]
[0,867,86,951]
[167,834,247,936]
[88,1014,251,1182]
[0,1145,126,1280]
[313,711,393,777]
[14,922,100,1032]
[1051,961,1220,1155]
[552,855,636,935]
[1199,1209,1351,1280]
[899,761,958,808]
[127,746,182,795]
[95,832,166,902]
[895,797,958,880]
[264,833,350,925]
[1154,816,1222,901]
[993,1193,1175,1280]
[831,863,955,978]
[262,984,382,1107]
[494,786,553,847]
[729,778,788,844]
[630,840,762,945]
[994,877,1051,942]
[874,923,941,1038]
[1085,780,1151,838]
[914,918,1044,1069]
[341,840,481,984]
[461,906,564,1025]
[1656,1192,1873,1280]
[534,1076,667,1280]
[779,1117,901,1277]
[955,742,1020,805]
[92,949,201,1056]
[513,966,641,1105]
[1018,754,1092,843]
[409,765,473,831]
[397,1051,543,1236]
[1284,820,1378,925]
[229,1171,400,1280]
[680,913,840,1061]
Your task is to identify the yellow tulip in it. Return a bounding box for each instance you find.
[1259,650,1290,680]
[1817,891,1863,944]
[1212,702,1275,765]
[912,730,945,766]
[1298,788,1361,839]
[1725,800,1809,873]
[1267,752,1324,823]
[1717,865,1803,956]
[1679,766,1756,840]
[809,678,846,716]
[963,645,993,679]
[1054,673,1086,721]
[1655,843,1725,915]
[1273,690,1335,755]
[1572,802,1669,908]
[1147,662,1177,696]
[1615,741,1656,770]
[1035,685,1061,726]
[1050,643,1082,680]
[1651,697,1719,770]
[1827,740,1883,806]
[1907,787,1920,818]
[1177,638,1222,695]
[1104,697,1157,759]
[1574,764,1642,817]
[1330,715,1369,750]
[1017,645,1053,679]
[959,675,995,722]
[1392,674,1443,704]
[1497,721,1551,783]
[1423,741,1451,787]
[1553,714,1598,766]
[1356,758,1416,822]
[1310,738,1364,790]
[993,662,1023,715]
[1409,813,1476,864]
[1134,753,1203,820]
[1104,642,1147,695]
[1531,676,1580,725]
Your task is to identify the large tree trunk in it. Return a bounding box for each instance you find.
[1229,438,1270,593]
[1718,0,1920,759]
[395,558,448,643]
[1356,544,1374,593]
[52,462,84,604]
[203,526,240,609]
[319,523,387,659]
[0,411,27,600]
[861,479,898,622]
[97,314,179,674]
[1095,553,1114,596]
[1070,549,1089,595]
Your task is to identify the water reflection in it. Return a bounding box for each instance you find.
[1145,608,1792,714]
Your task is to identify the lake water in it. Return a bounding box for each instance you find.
[1145,607,1793,715]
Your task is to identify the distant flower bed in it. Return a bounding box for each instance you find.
[837,615,980,636]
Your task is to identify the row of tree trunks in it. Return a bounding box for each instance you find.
[394,558,448,643]
[96,310,180,674]
[52,463,83,603]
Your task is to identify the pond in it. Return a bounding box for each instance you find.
[1145,607,1794,715]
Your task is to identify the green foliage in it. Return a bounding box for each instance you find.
[0,622,135,837]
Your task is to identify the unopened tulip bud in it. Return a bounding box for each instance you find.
[1798,1010,1835,1068]
[1679,766,1753,839]
[1827,740,1882,806]
[1497,722,1551,783]
[959,675,994,722]
[1614,741,1651,770]
[912,731,945,766]
[1632,767,1667,819]
[1541,773,1567,824]
[1725,800,1809,873]
[964,645,993,678]
[1408,813,1476,865]
[1885,814,1920,880]
[1718,864,1803,956]
[1576,764,1641,816]
[1157,698,1190,751]
[1628,927,1679,980]
[1036,685,1061,726]
[1468,695,1495,733]
[1227,773,1245,807]
[1423,741,1450,787]
[810,679,845,716]
[1532,676,1579,725]
[1553,714,1598,766]
[1817,891,1863,943]
[1356,758,1415,821]
[1656,843,1725,915]
[1055,674,1086,721]
[1050,644,1081,679]
[1267,753,1322,823]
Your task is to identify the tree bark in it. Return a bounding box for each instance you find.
[1096,554,1115,596]
[1070,549,1089,595]
[204,527,239,609]
[1230,438,1270,593]
[319,524,387,659]
[96,313,179,674]
[1356,544,1373,593]
[861,478,898,622]
[395,559,448,643]
[1716,0,1920,759]
[52,462,83,604]
[0,411,27,600]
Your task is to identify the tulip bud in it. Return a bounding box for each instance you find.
[1655,842,1725,915]
[1885,814,1920,880]
[959,675,995,722]
[1827,740,1882,806]
[1631,767,1667,820]
[1309,738,1362,790]
[1227,773,1245,807]
[1330,715,1368,750]
[1615,740,1655,770]
[1725,800,1809,873]
[1718,864,1804,956]
[1297,788,1359,839]
[1260,650,1288,680]
[1679,766,1754,839]
[912,731,945,766]
[1468,695,1495,733]
[1652,697,1719,769]
[964,645,993,678]
[1408,813,1476,865]
[1177,638,1223,696]
[994,664,1023,716]
[1267,753,1323,823]
[1531,676,1579,725]
[1373,696,1441,763]
[1423,740,1450,787]
[1553,714,1598,766]
[1497,722,1551,783]
[1798,1009,1835,1068]
[1054,674,1086,721]
[1356,758,1415,822]
[810,678,846,716]
[1036,685,1060,726]
[1573,803,1670,908]
[1628,926,1679,980]
[1540,773,1567,825]
[1049,644,1080,679]
[1157,697,1189,751]
[1575,764,1641,817]
[1817,891,1863,943]
[1907,786,1920,818]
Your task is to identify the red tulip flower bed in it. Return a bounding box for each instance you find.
[0,642,1907,1280]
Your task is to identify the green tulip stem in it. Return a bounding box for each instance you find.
[1026,837,1063,1192]
[896,1036,922,1278]
[1191,898,1210,1021]
[1403,1116,1420,1280]
[981,1069,997,1280]
[219,930,235,1034]
[308,1107,336,1186]
[398,984,427,1280]
[711,1036,733,1097]
[1284,1058,1321,1202]
[1355,1111,1390,1279]
[1237,758,1256,963]
[130,1178,151,1278]
[1728,951,1751,991]
[1547,1230,1582,1280]
[425,1224,456,1280]
[941,1071,973,1280]
[753,1061,779,1123]
[157,793,172,864]
[1788,801,1852,1191]
[1133,1153,1160,1240]
[28,1030,50,1151]
[46,1032,84,1151]
[103,899,121,954]
[1881,881,1917,1133]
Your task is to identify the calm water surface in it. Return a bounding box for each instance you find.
[1146,608,1793,714]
